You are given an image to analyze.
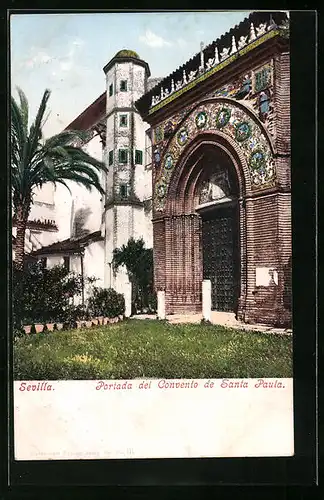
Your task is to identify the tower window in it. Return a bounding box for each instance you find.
[120,80,128,92]
[108,150,114,166]
[118,149,128,164]
[109,83,113,97]
[119,184,129,198]
[119,114,128,127]
[63,256,70,272]
[135,150,143,165]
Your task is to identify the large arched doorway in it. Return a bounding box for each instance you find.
[194,146,240,313]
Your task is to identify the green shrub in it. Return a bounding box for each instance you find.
[12,261,98,326]
[88,287,125,318]
[112,238,154,313]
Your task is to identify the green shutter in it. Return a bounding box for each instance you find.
[135,150,143,165]
[109,150,113,165]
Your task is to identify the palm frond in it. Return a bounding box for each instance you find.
[28,89,51,163]
[16,87,29,134]
[11,87,107,218]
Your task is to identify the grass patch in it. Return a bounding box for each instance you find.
[13,319,293,380]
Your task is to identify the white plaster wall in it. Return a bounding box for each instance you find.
[144,208,153,248]
[105,113,115,200]
[70,134,104,237]
[32,183,55,205]
[104,208,115,288]
[133,114,150,202]
[52,184,73,241]
[29,229,58,248]
[70,255,81,274]
[49,134,104,242]
[132,206,146,241]
[116,205,132,248]
[29,200,55,221]
[132,64,146,102]
[46,255,64,268]
[84,240,105,291]
[106,65,117,115]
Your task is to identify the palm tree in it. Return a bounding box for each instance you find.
[11,87,107,270]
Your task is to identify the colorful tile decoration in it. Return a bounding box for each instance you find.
[156,180,167,199]
[154,100,276,212]
[177,128,189,146]
[195,111,208,129]
[164,154,174,170]
[235,122,252,142]
[254,66,271,93]
[215,107,232,128]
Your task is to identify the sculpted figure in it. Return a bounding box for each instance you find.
[238,35,248,49]
[220,47,230,61]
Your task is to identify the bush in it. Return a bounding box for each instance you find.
[12,261,83,325]
[12,261,97,326]
[88,287,125,318]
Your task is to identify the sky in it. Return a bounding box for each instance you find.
[10,11,254,137]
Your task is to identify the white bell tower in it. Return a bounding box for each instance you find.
[102,49,151,293]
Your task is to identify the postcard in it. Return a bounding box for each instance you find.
[10,10,294,462]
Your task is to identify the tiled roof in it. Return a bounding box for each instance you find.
[30,230,104,256]
[65,92,106,131]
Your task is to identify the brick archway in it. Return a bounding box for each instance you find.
[153,135,248,317]
[164,132,247,215]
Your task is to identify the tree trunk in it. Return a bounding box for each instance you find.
[13,204,29,329]
[14,205,28,271]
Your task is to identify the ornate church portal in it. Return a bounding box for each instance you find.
[136,11,291,327]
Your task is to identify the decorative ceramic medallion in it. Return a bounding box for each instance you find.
[195,111,208,129]
[235,122,252,142]
[156,181,167,199]
[164,154,174,170]
[249,149,266,170]
[215,107,231,128]
[177,128,189,146]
